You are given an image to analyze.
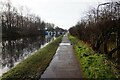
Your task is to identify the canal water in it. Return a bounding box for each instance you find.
[0,35,58,76]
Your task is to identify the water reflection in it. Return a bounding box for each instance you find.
[0,35,56,76]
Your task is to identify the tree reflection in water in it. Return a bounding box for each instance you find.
[1,35,56,75]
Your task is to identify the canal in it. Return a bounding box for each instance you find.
[0,35,58,76]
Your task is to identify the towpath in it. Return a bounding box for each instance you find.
[41,34,82,78]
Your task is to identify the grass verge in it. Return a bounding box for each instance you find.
[68,34,118,79]
[1,35,63,80]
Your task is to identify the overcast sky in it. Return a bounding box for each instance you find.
[0,0,115,29]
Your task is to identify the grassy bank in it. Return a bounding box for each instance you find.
[68,34,118,79]
[2,36,63,80]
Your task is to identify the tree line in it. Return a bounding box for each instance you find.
[69,1,120,63]
[0,1,66,39]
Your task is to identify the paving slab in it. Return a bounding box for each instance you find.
[41,34,82,78]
